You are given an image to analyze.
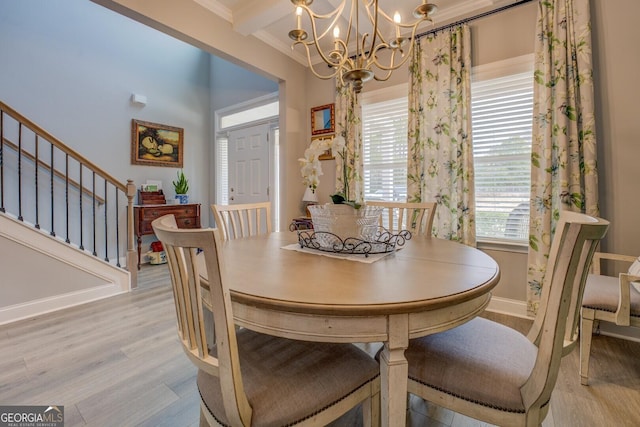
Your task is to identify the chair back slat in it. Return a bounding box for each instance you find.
[366,201,436,236]
[522,211,609,409]
[152,214,252,425]
[212,202,272,240]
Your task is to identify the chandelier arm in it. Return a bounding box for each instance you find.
[370,38,415,72]
[372,68,394,82]
[297,3,345,43]
[298,36,349,71]
[296,42,343,80]
[344,55,356,72]
[359,33,371,67]
[365,0,380,63]
[297,5,350,68]
[298,0,345,20]
[308,63,342,80]
[349,0,358,59]
[291,0,438,92]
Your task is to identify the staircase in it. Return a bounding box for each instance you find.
[0,101,137,325]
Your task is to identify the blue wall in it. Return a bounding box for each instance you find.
[0,0,211,209]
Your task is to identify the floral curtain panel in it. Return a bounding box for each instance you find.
[334,81,364,203]
[527,0,598,315]
[407,25,475,245]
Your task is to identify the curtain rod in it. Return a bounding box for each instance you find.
[417,0,535,39]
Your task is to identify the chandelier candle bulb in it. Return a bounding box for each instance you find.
[394,12,401,38]
[296,6,302,29]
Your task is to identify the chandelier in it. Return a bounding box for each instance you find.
[288,0,437,93]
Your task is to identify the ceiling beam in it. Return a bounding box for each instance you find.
[193,0,232,22]
[232,0,292,36]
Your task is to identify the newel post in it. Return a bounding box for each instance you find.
[126,179,138,288]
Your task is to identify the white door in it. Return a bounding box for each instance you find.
[228,124,270,204]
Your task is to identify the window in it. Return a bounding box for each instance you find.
[360,56,532,245]
[362,85,408,202]
[472,55,533,243]
[215,136,229,204]
[219,101,278,130]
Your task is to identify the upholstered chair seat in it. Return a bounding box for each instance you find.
[580,253,640,385]
[405,317,537,413]
[396,211,609,426]
[582,274,640,316]
[199,329,379,426]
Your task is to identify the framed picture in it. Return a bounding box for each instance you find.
[311,103,335,135]
[131,119,184,167]
[312,135,335,161]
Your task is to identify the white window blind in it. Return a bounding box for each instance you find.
[362,96,408,202]
[472,70,533,243]
[216,136,228,204]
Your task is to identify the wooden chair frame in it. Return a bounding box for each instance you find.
[405,211,609,426]
[365,201,436,237]
[152,215,379,426]
[580,251,640,385]
[211,202,272,241]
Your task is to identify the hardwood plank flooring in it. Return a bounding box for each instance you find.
[1,264,639,426]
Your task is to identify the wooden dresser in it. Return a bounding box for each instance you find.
[134,190,201,269]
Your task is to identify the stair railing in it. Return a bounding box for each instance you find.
[0,101,138,287]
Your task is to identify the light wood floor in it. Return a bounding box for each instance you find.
[1,264,639,426]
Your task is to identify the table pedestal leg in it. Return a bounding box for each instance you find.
[380,314,409,427]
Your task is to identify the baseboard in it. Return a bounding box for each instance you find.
[596,323,640,343]
[487,296,531,319]
[487,295,640,343]
[0,283,126,325]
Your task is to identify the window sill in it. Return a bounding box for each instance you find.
[477,239,529,254]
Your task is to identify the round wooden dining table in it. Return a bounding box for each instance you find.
[208,232,500,427]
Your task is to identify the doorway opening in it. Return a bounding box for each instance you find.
[215,93,279,230]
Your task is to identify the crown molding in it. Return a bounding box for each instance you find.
[193,0,232,23]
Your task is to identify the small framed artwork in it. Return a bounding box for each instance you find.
[311,103,335,136]
[312,135,335,161]
[131,119,184,167]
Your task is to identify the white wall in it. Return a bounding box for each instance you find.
[0,236,106,307]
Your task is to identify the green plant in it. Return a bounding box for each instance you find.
[172,170,189,195]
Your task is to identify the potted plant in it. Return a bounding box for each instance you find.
[172,170,189,204]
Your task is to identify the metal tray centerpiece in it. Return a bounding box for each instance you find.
[298,204,411,257]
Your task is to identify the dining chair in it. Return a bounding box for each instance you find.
[398,211,609,426]
[151,214,380,427]
[365,201,436,237]
[580,251,640,385]
[211,201,272,241]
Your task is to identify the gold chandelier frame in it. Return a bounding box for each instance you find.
[289,0,437,92]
